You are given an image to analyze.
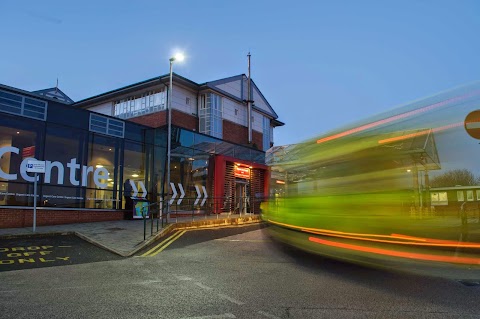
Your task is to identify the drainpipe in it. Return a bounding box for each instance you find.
[247,52,252,144]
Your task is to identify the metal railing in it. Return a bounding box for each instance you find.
[137,196,264,241]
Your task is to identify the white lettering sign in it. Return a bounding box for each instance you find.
[0,146,110,188]
[26,160,46,173]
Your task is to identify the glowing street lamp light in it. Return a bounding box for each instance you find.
[166,52,185,222]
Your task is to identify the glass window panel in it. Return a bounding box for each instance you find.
[123,141,147,209]
[0,182,32,206]
[234,146,251,161]
[193,133,217,153]
[24,98,45,108]
[467,190,474,201]
[457,191,464,201]
[85,134,119,209]
[174,128,194,148]
[0,97,22,108]
[44,123,87,192]
[42,185,85,208]
[23,110,44,119]
[0,91,22,101]
[0,116,44,190]
[0,104,22,115]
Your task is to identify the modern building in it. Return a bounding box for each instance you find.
[0,73,283,228]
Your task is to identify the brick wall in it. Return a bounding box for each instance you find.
[0,208,125,229]
[128,112,166,128]
[252,130,263,151]
[127,110,197,130]
[171,110,197,130]
[223,120,263,150]
[223,120,248,145]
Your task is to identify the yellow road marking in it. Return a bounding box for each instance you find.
[141,231,183,257]
[148,230,186,257]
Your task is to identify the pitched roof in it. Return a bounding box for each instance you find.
[32,87,74,104]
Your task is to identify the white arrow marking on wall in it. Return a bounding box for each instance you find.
[138,181,147,198]
[169,182,177,205]
[177,183,185,205]
[194,185,201,206]
[201,186,208,206]
[130,180,147,198]
[129,180,138,197]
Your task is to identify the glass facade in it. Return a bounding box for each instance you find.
[199,93,223,139]
[0,86,266,214]
[165,126,265,211]
[0,88,162,210]
[263,116,271,151]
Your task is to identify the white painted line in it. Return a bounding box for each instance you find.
[179,313,236,319]
[174,275,193,281]
[194,282,213,290]
[139,280,164,285]
[217,293,245,305]
[258,310,281,319]
[466,122,480,129]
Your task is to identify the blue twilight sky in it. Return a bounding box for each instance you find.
[1,1,479,146]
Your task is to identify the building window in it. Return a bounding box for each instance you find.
[431,191,448,205]
[199,93,222,139]
[0,89,47,121]
[263,117,270,151]
[113,90,166,119]
[186,97,190,105]
[457,191,464,202]
[467,190,474,201]
[90,114,125,138]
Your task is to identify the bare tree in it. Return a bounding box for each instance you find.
[430,169,477,187]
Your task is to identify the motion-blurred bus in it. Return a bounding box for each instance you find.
[263,82,480,278]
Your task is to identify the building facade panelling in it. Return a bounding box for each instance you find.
[222,97,246,126]
[172,85,197,116]
[88,101,113,116]
[253,87,272,115]
[215,79,242,99]
[251,111,263,132]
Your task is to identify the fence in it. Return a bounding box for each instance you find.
[137,196,265,241]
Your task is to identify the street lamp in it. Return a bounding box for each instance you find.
[166,52,185,222]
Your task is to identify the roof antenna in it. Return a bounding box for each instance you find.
[55,78,59,94]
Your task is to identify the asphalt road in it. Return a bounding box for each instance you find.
[0,234,122,272]
[0,224,479,318]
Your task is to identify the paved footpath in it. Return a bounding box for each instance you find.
[0,214,262,257]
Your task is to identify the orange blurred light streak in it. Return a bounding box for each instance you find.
[268,219,480,248]
[309,236,480,265]
[390,233,476,245]
[377,122,463,144]
[316,90,480,145]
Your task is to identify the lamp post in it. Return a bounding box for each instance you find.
[166,53,184,223]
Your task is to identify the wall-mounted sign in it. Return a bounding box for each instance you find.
[26,160,46,174]
[234,166,250,179]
